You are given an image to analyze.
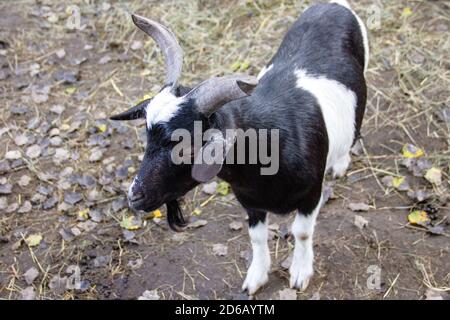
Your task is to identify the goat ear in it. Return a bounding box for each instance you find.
[191,133,236,183]
[109,99,150,121]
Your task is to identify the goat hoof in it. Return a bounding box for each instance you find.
[242,270,269,295]
[289,265,313,291]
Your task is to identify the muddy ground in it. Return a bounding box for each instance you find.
[0,0,449,300]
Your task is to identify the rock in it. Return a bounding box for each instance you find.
[188,219,208,229]
[18,175,31,187]
[0,197,7,210]
[89,148,104,162]
[43,196,58,210]
[127,258,143,270]
[229,221,244,231]
[354,215,369,229]
[50,104,65,115]
[99,55,111,64]
[5,150,21,160]
[130,40,143,51]
[10,105,28,115]
[93,256,109,268]
[138,289,160,300]
[54,148,70,164]
[55,48,66,59]
[14,134,29,146]
[6,202,19,213]
[0,184,12,194]
[0,160,11,174]
[59,228,75,242]
[64,191,83,205]
[24,267,39,285]
[87,189,102,202]
[279,288,297,300]
[50,136,62,146]
[212,243,228,256]
[21,286,36,300]
[348,202,370,212]
[18,201,32,213]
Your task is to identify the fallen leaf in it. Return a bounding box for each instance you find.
[192,208,202,216]
[408,210,430,225]
[78,209,89,220]
[424,167,442,185]
[402,7,413,17]
[21,287,36,300]
[202,181,218,195]
[152,209,162,219]
[217,181,230,196]
[25,234,42,247]
[120,215,142,230]
[402,144,424,158]
[24,267,39,285]
[188,219,208,229]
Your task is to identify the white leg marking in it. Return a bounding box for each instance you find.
[332,152,351,178]
[289,196,323,291]
[242,220,271,295]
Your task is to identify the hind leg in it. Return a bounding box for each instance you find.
[332,153,351,178]
[290,194,323,291]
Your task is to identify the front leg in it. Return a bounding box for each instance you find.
[242,210,271,295]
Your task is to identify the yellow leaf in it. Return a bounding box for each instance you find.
[78,209,89,220]
[402,144,424,158]
[128,167,136,174]
[65,87,77,95]
[25,234,42,247]
[192,208,202,216]
[240,60,251,70]
[217,181,230,196]
[97,124,107,133]
[152,209,162,219]
[60,123,70,131]
[140,69,151,77]
[408,210,430,225]
[402,7,413,17]
[120,216,141,230]
[230,61,241,72]
[135,92,156,105]
[392,176,404,189]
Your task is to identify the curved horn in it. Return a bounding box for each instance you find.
[131,14,183,88]
[186,74,258,116]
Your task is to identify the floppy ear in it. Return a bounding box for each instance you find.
[109,99,150,121]
[191,132,236,183]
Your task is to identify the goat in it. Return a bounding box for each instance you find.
[110,0,369,295]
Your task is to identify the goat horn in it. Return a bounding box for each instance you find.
[186,74,259,116]
[131,14,183,88]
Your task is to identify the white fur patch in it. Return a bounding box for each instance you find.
[295,69,356,172]
[146,87,184,128]
[289,195,323,290]
[242,220,271,295]
[331,0,369,71]
[257,64,273,80]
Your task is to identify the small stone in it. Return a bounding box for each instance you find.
[48,275,67,295]
[212,243,228,256]
[18,175,31,187]
[50,136,62,146]
[14,134,29,146]
[5,150,21,160]
[138,289,160,300]
[279,288,297,300]
[24,267,39,285]
[6,202,19,213]
[59,228,75,242]
[64,191,83,205]
[188,219,208,229]
[99,55,111,64]
[130,40,143,51]
[348,202,370,212]
[43,196,58,210]
[281,254,293,270]
[229,221,243,231]
[354,215,369,229]
[55,48,66,59]
[0,197,7,210]
[0,184,12,194]
[21,287,36,300]
[18,201,32,213]
[54,148,70,164]
[25,144,42,159]
[89,148,103,162]
[0,160,11,174]
[93,256,109,268]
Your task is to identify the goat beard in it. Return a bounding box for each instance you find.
[165,200,187,232]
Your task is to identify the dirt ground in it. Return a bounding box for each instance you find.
[0,0,449,300]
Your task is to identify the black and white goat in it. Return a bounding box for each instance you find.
[111,0,369,294]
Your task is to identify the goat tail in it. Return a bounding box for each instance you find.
[166,200,188,232]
